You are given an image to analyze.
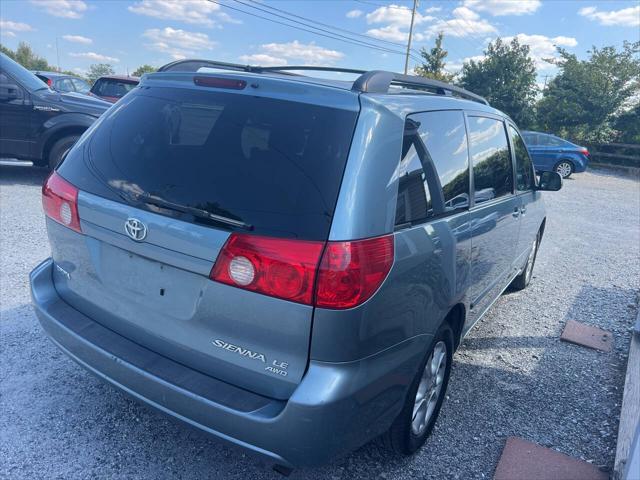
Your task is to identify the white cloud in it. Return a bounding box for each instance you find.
[2,31,17,38]
[425,6,497,38]
[69,52,120,63]
[578,5,639,27]
[346,9,363,19]
[425,7,442,13]
[142,27,215,60]
[463,0,541,16]
[503,33,577,70]
[365,4,433,42]
[252,40,344,65]
[129,0,238,27]
[0,19,34,32]
[62,34,92,44]
[239,53,286,66]
[30,0,88,19]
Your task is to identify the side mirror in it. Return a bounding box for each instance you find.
[0,85,22,101]
[537,171,562,191]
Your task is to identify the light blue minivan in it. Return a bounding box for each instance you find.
[30,60,562,473]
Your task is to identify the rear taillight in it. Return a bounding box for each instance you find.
[42,172,82,233]
[580,148,589,156]
[211,234,324,305]
[210,233,394,309]
[316,235,394,309]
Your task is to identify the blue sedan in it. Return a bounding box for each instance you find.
[522,131,590,178]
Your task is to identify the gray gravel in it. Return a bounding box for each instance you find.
[1,166,639,479]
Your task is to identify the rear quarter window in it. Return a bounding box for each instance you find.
[395,110,469,226]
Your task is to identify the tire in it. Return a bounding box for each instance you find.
[554,160,574,179]
[510,230,540,291]
[384,322,453,455]
[48,135,79,170]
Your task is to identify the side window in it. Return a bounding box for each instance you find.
[467,116,513,204]
[395,110,469,226]
[71,78,90,94]
[56,78,75,93]
[509,125,535,191]
[522,133,537,145]
[543,134,564,147]
[395,119,432,225]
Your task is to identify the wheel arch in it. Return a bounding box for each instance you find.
[40,126,87,167]
[444,303,466,351]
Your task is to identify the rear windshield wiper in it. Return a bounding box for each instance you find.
[124,192,252,230]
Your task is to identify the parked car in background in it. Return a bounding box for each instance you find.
[30,60,562,471]
[32,71,91,95]
[0,53,110,169]
[89,75,139,103]
[522,130,590,178]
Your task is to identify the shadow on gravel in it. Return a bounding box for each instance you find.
[0,166,49,187]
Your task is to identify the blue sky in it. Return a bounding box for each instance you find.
[1,0,638,83]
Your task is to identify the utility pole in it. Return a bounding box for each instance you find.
[55,37,60,72]
[404,0,418,74]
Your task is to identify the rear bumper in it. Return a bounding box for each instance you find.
[30,258,428,467]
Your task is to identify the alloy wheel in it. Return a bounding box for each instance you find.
[556,161,572,178]
[412,341,447,436]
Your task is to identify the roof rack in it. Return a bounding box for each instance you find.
[157,60,489,105]
[352,70,488,105]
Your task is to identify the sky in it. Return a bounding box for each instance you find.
[0,0,638,83]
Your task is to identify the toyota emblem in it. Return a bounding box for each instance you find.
[124,218,147,241]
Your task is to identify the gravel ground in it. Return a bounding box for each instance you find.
[1,166,639,479]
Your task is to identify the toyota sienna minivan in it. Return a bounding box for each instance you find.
[30,60,562,472]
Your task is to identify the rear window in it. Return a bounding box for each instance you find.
[92,78,137,98]
[59,87,358,240]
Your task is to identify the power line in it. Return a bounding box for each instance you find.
[208,0,422,63]
[247,0,419,53]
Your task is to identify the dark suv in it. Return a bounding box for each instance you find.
[30,60,562,471]
[0,53,110,169]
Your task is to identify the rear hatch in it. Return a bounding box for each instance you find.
[52,73,360,399]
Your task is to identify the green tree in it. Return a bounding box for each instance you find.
[12,42,51,70]
[0,43,16,60]
[132,64,156,77]
[415,32,455,82]
[87,63,115,84]
[459,37,537,128]
[537,41,640,143]
[613,105,640,144]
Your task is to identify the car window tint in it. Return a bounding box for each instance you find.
[467,116,513,204]
[95,79,136,98]
[59,87,358,241]
[71,78,90,93]
[509,125,535,191]
[522,133,537,145]
[56,78,75,93]
[395,121,433,225]
[395,111,470,225]
[539,134,564,147]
